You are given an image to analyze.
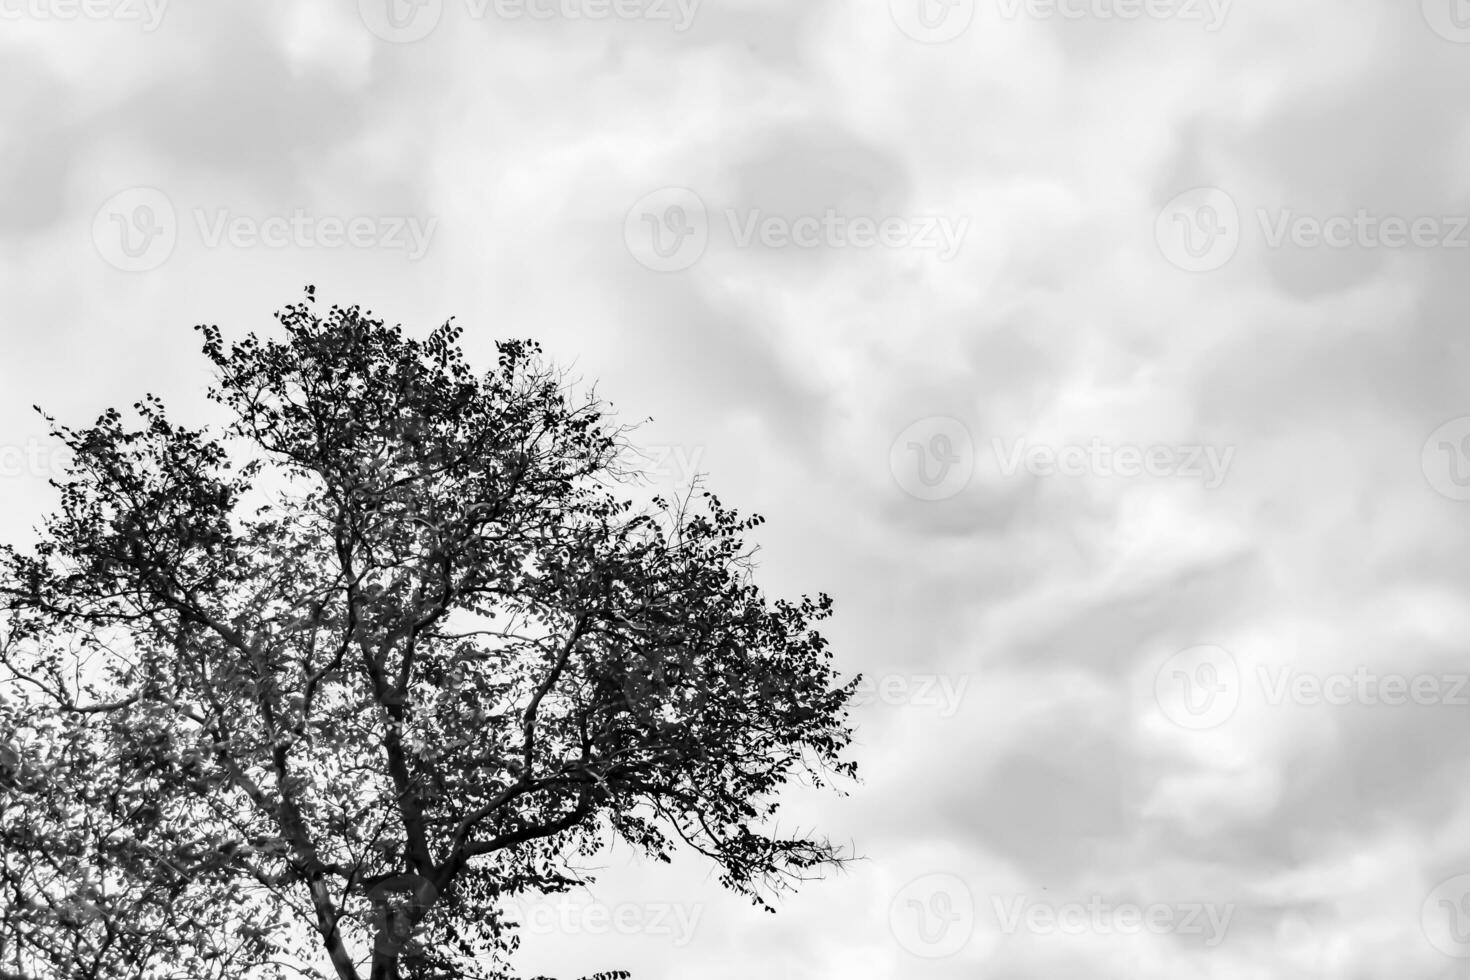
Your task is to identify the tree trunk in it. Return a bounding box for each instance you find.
[369,947,399,980]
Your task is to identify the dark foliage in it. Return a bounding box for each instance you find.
[0,290,857,980]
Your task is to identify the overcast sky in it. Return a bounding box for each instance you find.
[4,0,1470,977]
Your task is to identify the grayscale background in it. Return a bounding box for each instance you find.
[3,0,1470,976]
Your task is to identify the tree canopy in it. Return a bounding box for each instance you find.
[0,289,858,980]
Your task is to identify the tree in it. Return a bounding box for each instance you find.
[0,289,858,980]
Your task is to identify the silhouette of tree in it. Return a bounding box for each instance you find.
[0,289,858,980]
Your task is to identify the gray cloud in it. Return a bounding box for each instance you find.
[2,1,1469,976]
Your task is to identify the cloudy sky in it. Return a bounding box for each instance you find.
[4,0,1470,976]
